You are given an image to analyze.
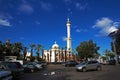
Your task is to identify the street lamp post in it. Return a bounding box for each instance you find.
[109,30,119,62]
[112,38,117,61]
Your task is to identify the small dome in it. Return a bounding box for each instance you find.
[52,42,59,49]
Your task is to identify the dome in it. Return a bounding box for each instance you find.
[52,42,59,49]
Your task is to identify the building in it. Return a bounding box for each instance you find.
[43,18,75,62]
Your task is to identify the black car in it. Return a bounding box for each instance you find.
[36,61,47,68]
[23,62,42,72]
[108,59,116,65]
[0,61,24,79]
[64,60,78,67]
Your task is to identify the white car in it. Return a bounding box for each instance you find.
[0,71,12,80]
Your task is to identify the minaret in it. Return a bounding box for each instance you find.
[66,18,72,52]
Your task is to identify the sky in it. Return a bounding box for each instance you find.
[0,0,120,55]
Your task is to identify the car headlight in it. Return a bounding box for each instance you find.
[77,66,83,69]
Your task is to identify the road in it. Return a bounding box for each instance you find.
[21,64,120,80]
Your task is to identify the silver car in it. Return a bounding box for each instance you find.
[76,61,102,72]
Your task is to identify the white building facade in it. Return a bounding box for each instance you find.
[43,18,74,62]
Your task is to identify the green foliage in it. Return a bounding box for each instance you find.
[101,52,115,61]
[104,49,115,59]
[30,56,35,62]
[101,56,107,61]
[30,44,36,57]
[0,40,23,60]
[23,47,27,61]
[76,39,100,60]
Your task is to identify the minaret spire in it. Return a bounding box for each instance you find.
[67,17,70,22]
[66,18,72,52]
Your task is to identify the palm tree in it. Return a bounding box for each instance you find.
[12,42,23,59]
[36,44,42,61]
[0,41,4,60]
[50,50,52,62]
[42,48,44,59]
[54,47,57,62]
[104,49,115,59]
[61,47,64,62]
[30,44,36,61]
[64,47,67,62]
[5,39,12,56]
[23,47,27,61]
[0,41,3,53]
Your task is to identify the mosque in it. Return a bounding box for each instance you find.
[43,18,75,62]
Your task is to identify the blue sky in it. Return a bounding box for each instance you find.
[0,0,120,54]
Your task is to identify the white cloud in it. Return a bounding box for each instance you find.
[76,28,87,33]
[63,0,72,4]
[35,21,40,25]
[19,4,34,14]
[75,2,88,10]
[0,13,13,20]
[40,2,53,11]
[93,17,112,28]
[0,19,11,27]
[76,29,81,32]
[62,36,67,41]
[20,37,24,40]
[93,17,119,36]
[67,8,73,15]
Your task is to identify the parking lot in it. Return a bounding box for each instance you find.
[21,64,120,80]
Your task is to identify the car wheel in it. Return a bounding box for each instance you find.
[97,66,101,71]
[31,69,34,72]
[82,68,86,72]
[65,65,69,67]
[76,69,80,72]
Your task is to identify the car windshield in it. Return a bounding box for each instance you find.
[13,62,23,69]
[80,61,87,65]
[27,62,37,65]
[37,62,42,64]
[5,62,17,69]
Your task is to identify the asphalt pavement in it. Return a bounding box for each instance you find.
[21,64,120,80]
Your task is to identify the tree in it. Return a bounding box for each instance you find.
[61,47,64,62]
[30,44,36,61]
[0,41,4,60]
[36,44,42,61]
[23,47,27,61]
[11,42,23,59]
[64,47,67,62]
[0,40,24,60]
[76,40,99,60]
[104,49,115,59]
[0,41,3,53]
[4,39,12,56]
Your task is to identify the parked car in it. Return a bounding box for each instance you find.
[23,62,42,72]
[108,59,116,65]
[76,61,102,72]
[0,71,13,80]
[0,61,24,79]
[64,60,78,67]
[36,61,47,68]
[100,60,109,65]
